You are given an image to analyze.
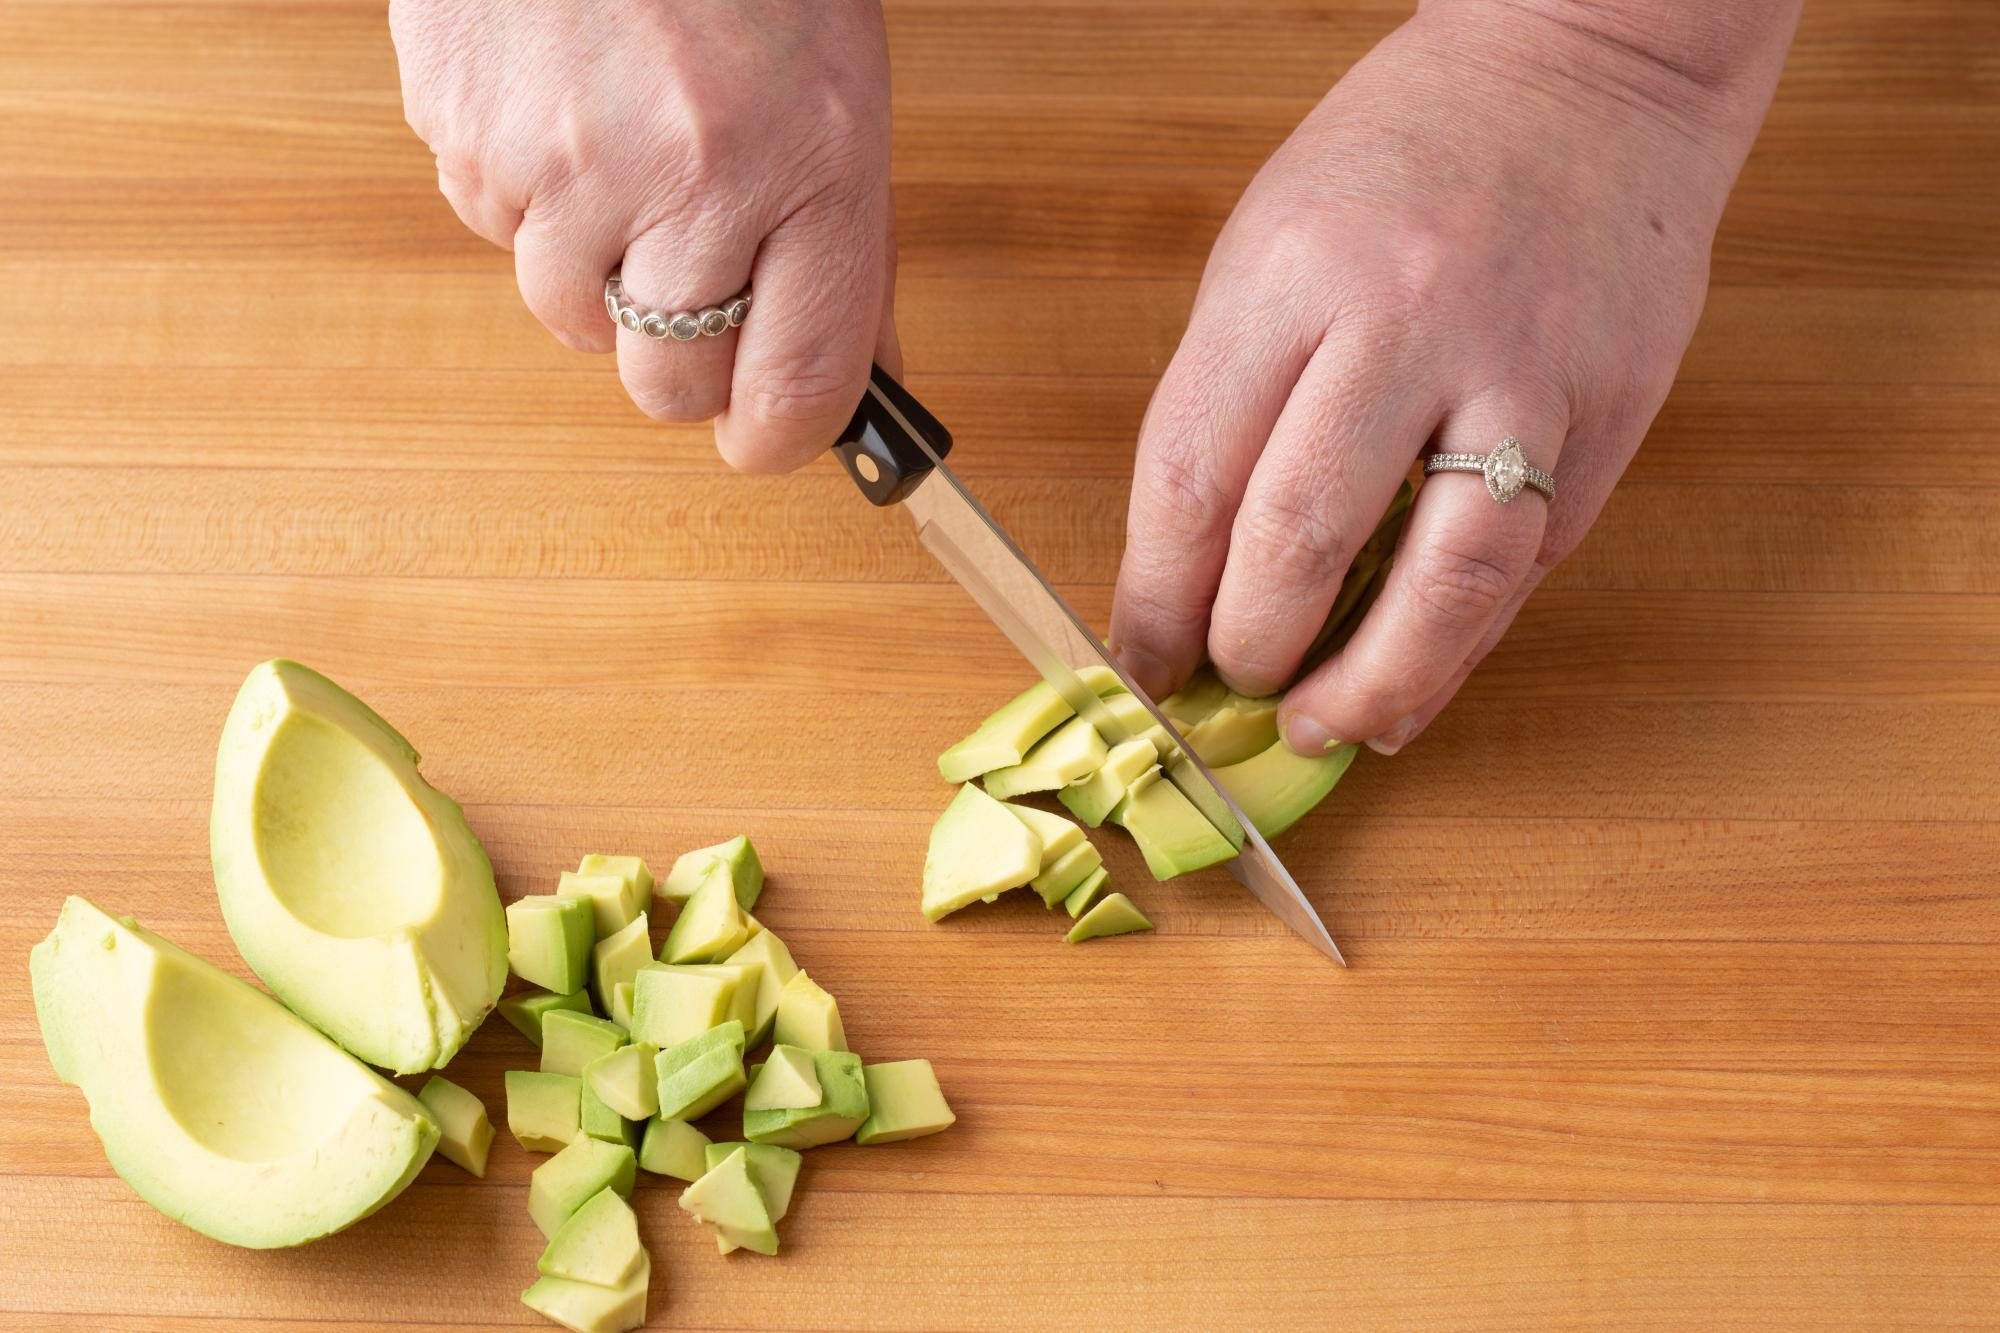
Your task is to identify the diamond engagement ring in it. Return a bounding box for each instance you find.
[1423,437,1555,504]
[604,272,751,342]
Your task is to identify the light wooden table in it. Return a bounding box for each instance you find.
[3,2,1997,1328]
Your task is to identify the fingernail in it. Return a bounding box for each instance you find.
[1285,714,1336,755]
[1114,645,1172,700]
[1366,713,1419,757]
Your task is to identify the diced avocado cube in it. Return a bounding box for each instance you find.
[537,1186,645,1288]
[585,1041,660,1121]
[745,1044,822,1110]
[1065,892,1155,943]
[521,1251,649,1333]
[937,667,1122,783]
[855,1059,957,1145]
[660,835,763,910]
[702,1142,803,1221]
[658,866,753,964]
[507,895,596,995]
[1029,840,1103,908]
[1058,737,1158,828]
[654,1020,747,1121]
[1106,762,1161,826]
[1117,771,1239,879]
[1212,737,1358,839]
[608,980,635,1030]
[590,915,652,1021]
[773,970,847,1052]
[416,1075,494,1177]
[743,1049,869,1149]
[678,961,764,1038]
[1183,691,1280,767]
[540,1010,629,1079]
[724,929,798,1047]
[557,868,647,937]
[581,1078,640,1149]
[529,1134,637,1239]
[1095,690,1178,761]
[982,716,1110,799]
[629,962,739,1049]
[1063,866,1110,918]
[1001,801,1085,862]
[638,1116,713,1181]
[921,782,1044,921]
[506,1070,582,1153]
[497,987,594,1047]
[1160,667,1229,727]
[576,853,655,905]
[679,1147,779,1256]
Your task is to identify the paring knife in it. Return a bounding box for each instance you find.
[834,365,1342,964]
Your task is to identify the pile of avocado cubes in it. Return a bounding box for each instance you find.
[921,665,1360,937]
[415,838,955,1333]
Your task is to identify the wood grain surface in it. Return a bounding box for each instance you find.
[3,1,1998,1328]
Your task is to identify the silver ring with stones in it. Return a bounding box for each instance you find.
[1423,438,1555,504]
[604,272,751,342]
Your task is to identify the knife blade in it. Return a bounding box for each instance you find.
[835,366,1342,963]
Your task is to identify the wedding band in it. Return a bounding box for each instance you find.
[604,272,751,342]
[1424,437,1555,504]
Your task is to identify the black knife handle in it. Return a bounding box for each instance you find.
[834,365,953,507]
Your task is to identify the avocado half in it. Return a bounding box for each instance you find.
[211,660,506,1073]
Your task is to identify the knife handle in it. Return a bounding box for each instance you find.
[834,365,954,507]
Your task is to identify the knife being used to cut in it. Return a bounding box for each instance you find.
[834,366,1343,964]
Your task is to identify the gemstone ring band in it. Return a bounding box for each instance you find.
[1423,438,1555,504]
[604,272,751,342]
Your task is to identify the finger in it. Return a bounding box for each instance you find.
[1107,297,1319,699]
[513,205,627,355]
[713,185,890,474]
[1204,336,1443,697]
[616,222,756,424]
[437,165,520,251]
[1277,397,1566,753]
[1376,563,1546,754]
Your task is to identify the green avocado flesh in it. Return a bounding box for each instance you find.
[661,835,763,910]
[743,1049,870,1149]
[639,1116,712,1181]
[529,1135,637,1239]
[1063,866,1110,918]
[937,666,1123,783]
[659,866,753,964]
[1160,669,1228,727]
[581,1079,640,1148]
[855,1059,957,1145]
[1094,691,1177,761]
[1029,840,1104,908]
[1182,692,1281,768]
[772,971,847,1052]
[1058,737,1158,828]
[981,715,1110,799]
[724,929,798,1046]
[745,1044,823,1110]
[589,916,652,1021]
[210,660,506,1075]
[521,1250,650,1333]
[681,962,765,1038]
[506,1071,582,1153]
[498,989,593,1047]
[537,1186,645,1288]
[508,895,596,997]
[417,1075,493,1177]
[1213,738,1359,838]
[540,1010,628,1079]
[585,1043,660,1122]
[1117,770,1240,880]
[703,1142,803,1220]
[556,870,646,940]
[922,782,1044,920]
[654,1021,747,1121]
[1065,892,1155,943]
[30,897,439,1248]
[1002,801,1085,862]
[630,963,739,1049]
[681,1147,779,1256]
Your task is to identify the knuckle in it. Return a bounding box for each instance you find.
[1136,424,1233,538]
[625,373,721,425]
[1408,536,1525,630]
[1234,490,1348,593]
[747,354,863,429]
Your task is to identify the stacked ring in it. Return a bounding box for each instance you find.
[604,272,752,342]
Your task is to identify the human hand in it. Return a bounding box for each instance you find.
[1109,0,1797,755]
[390,0,898,471]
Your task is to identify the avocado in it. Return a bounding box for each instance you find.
[743,1049,870,1149]
[505,1070,582,1152]
[537,1186,645,1288]
[521,1250,650,1333]
[1115,771,1239,880]
[580,1079,640,1149]
[589,916,652,1021]
[1062,866,1110,918]
[921,782,1044,921]
[629,963,739,1049]
[583,1043,659,1122]
[1160,667,1228,727]
[1212,738,1359,838]
[772,970,847,1052]
[937,666,1124,782]
[416,1075,493,1177]
[1107,763,1161,826]
[723,929,798,1046]
[508,895,596,996]
[680,1147,780,1256]
[1057,737,1158,828]
[497,988,593,1047]
[661,835,763,910]
[658,866,753,964]
[1094,691,1178,761]
[638,1116,713,1181]
[1183,691,1281,767]
[528,1134,637,1239]
[29,897,438,1249]
[1064,892,1155,943]
[607,982,635,1030]
[981,716,1110,799]
[1002,801,1085,861]
[653,1021,747,1121]
[745,1044,822,1110]
[1028,841,1104,908]
[679,961,765,1038]
[209,660,506,1075]
[854,1060,957,1145]
[571,855,654,929]
[539,1010,628,1079]
[556,870,646,939]
[702,1142,803,1220]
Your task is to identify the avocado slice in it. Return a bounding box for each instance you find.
[629,963,739,1049]
[638,1116,713,1181]
[1057,737,1159,827]
[497,988,593,1047]
[537,1186,645,1288]
[590,915,652,1021]
[1001,801,1086,862]
[29,897,439,1249]
[539,1010,628,1079]
[742,1048,870,1149]
[556,869,646,939]
[581,1078,640,1149]
[1160,667,1229,727]
[521,1249,650,1333]
[773,970,847,1052]
[745,1044,823,1110]
[1182,691,1281,768]
[937,665,1124,782]
[1029,841,1104,907]
[660,835,763,910]
[653,1021,747,1121]
[981,715,1110,799]
[1094,690,1178,761]
[658,865,753,964]
[1064,892,1155,942]
[505,1071,582,1153]
[723,929,798,1047]
[1062,866,1110,918]
[528,1134,637,1239]
[854,1059,957,1145]
[1115,771,1239,880]
[921,782,1045,921]
[417,1075,493,1177]
[1212,737,1359,838]
[210,660,506,1074]
[508,895,597,997]
[584,1042,660,1121]
[680,1147,780,1256]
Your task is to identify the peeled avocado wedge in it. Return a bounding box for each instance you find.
[1065,892,1155,943]
[680,1147,779,1255]
[1213,737,1360,839]
[31,897,439,1248]
[922,782,1044,921]
[937,665,1123,783]
[980,715,1109,799]
[537,1186,645,1288]
[1058,737,1159,828]
[661,834,763,909]
[1115,768,1238,880]
[210,660,506,1074]
[521,1253,649,1333]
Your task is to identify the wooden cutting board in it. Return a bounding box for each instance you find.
[3,1,1997,1327]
